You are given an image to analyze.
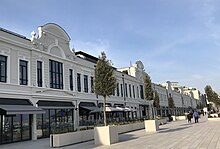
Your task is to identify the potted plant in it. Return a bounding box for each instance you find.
[93,52,118,145]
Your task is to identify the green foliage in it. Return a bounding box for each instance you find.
[153,91,160,108]
[144,73,154,100]
[168,96,175,109]
[204,85,220,106]
[196,103,204,109]
[94,52,117,98]
[94,52,117,126]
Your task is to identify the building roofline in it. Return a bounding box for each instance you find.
[0,27,30,41]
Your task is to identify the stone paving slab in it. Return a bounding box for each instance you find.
[1,115,220,149]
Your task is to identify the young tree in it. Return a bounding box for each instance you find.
[144,73,154,100]
[168,96,175,109]
[205,85,214,102]
[144,73,155,119]
[153,91,160,108]
[205,85,220,106]
[94,52,117,126]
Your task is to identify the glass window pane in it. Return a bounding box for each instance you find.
[67,109,74,132]
[13,115,21,142]
[50,110,56,134]
[0,55,7,83]
[37,114,43,138]
[42,110,50,137]
[0,115,1,140]
[49,60,63,89]
[22,115,30,140]
[2,116,12,144]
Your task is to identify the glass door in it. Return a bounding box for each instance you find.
[42,110,50,137]
[0,115,2,144]
[2,116,12,144]
[13,115,21,142]
[22,115,30,140]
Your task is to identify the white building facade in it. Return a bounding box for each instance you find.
[0,23,152,144]
[0,23,201,144]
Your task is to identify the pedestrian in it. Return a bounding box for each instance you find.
[187,111,192,123]
[168,113,172,122]
[193,111,199,123]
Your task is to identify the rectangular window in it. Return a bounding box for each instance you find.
[20,60,28,85]
[137,86,139,98]
[0,55,7,83]
[91,76,94,93]
[129,84,132,98]
[140,85,144,99]
[49,60,63,89]
[77,73,81,92]
[133,85,135,98]
[37,61,43,87]
[116,83,119,96]
[69,69,73,91]
[125,83,128,97]
[120,84,123,97]
[84,75,88,93]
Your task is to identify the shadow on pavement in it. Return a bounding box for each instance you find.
[119,134,139,142]
[159,126,190,133]
[159,128,169,131]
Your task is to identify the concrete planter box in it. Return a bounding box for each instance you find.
[158,118,168,125]
[208,117,220,121]
[172,116,176,121]
[50,129,94,148]
[210,114,219,118]
[145,120,159,132]
[94,126,118,145]
[50,122,145,147]
[117,122,144,134]
[176,116,186,120]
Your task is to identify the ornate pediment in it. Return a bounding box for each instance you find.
[31,23,76,60]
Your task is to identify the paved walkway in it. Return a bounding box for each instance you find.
[1,115,220,149]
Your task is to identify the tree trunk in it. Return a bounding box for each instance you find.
[103,96,107,126]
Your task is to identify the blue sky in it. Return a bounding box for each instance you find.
[1,0,220,94]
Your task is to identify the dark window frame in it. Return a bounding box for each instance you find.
[0,55,7,83]
[116,83,119,96]
[37,61,43,87]
[140,85,144,99]
[19,60,28,85]
[49,59,63,89]
[77,73,81,92]
[91,76,94,93]
[120,84,123,97]
[69,69,73,91]
[125,83,128,97]
[84,75,88,93]
[133,85,135,98]
[129,84,132,98]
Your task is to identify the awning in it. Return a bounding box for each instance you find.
[106,107,123,112]
[38,106,75,109]
[90,106,123,113]
[0,105,45,115]
[37,100,75,109]
[80,106,100,111]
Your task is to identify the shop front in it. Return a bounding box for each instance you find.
[0,98,44,145]
[36,100,75,138]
